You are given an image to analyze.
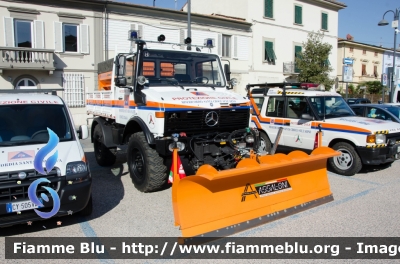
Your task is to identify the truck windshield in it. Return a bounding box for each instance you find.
[135,49,226,87]
[309,96,355,118]
[0,104,73,146]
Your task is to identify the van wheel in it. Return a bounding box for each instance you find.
[127,132,167,192]
[93,125,117,166]
[258,132,272,154]
[328,142,362,176]
[79,195,93,216]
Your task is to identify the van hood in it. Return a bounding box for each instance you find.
[143,87,249,108]
[0,141,84,175]
[323,116,400,134]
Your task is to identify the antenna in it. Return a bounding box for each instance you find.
[153,0,155,7]
[175,0,177,10]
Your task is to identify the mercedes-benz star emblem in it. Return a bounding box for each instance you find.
[18,172,27,180]
[205,111,219,127]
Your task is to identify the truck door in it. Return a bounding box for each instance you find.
[264,96,285,145]
[282,96,314,150]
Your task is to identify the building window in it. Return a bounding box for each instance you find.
[363,50,366,55]
[15,20,32,48]
[54,22,89,54]
[374,52,378,57]
[4,17,44,49]
[264,0,273,18]
[294,5,302,25]
[222,35,231,57]
[362,64,367,76]
[349,47,354,52]
[264,41,277,64]
[321,13,328,30]
[374,65,378,77]
[16,78,37,89]
[63,24,78,52]
[294,45,302,73]
[63,73,86,107]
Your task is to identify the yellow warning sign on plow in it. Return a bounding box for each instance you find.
[172,147,340,238]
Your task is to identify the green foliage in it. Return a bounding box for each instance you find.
[295,31,334,90]
[363,81,385,94]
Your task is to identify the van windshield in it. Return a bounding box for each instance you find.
[0,104,73,146]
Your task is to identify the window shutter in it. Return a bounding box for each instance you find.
[180,29,185,50]
[322,13,328,30]
[295,6,302,24]
[295,46,302,58]
[80,24,89,54]
[233,35,238,58]
[264,0,273,18]
[34,20,45,49]
[265,41,271,61]
[4,17,14,47]
[54,21,63,52]
[218,34,222,56]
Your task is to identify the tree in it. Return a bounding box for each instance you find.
[364,81,384,94]
[295,31,335,90]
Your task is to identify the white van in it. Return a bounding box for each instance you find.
[0,89,92,227]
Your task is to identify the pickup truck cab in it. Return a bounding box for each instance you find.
[248,83,400,176]
[0,89,92,227]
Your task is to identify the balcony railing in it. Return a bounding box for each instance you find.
[0,47,55,71]
[283,61,299,75]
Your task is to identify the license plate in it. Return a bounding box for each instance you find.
[6,199,43,213]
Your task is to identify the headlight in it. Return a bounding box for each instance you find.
[245,135,254,143]
[66,161,89,184]
[375,134,386,144]
[137,75,146,85]
[168,142,185,152]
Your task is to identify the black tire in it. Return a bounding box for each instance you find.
[127,132,167,192]
[258,132,272,154]
[93,125,117,167]
[79,195,93,216]
[328,142,362,176]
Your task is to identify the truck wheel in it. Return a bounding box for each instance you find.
[328,142,362,176]
[78,195,93,216]
[258,132,272,154]
[127,132,167,192]
[93,125,117,166]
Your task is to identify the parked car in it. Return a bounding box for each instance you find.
[346,98,371,105]
[350,103,400,123]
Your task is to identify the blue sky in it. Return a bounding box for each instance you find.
[119,0,399,48]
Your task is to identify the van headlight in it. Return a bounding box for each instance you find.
[375,134,386,144]
[66,161,90,184]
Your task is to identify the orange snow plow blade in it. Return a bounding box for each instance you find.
[172,147,340,238]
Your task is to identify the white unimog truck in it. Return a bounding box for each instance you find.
[86,33,261,192]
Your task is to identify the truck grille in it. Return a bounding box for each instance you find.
[0,169,60,203]
[164,109,250,134]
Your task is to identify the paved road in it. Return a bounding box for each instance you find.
[1,137,400,263]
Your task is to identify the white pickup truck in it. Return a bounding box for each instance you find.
[247,82,400,176]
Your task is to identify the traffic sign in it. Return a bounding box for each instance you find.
[382,73,387,86]
[343,57,353,65]
[342,65,353,82]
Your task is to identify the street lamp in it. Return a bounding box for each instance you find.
[378,7,399,103]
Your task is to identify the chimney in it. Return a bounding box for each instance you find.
[346,34,354,41]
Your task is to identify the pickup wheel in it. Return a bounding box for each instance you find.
[328,142,362,176]
[258,132,272,154]
[127,132,167,192]
[93,125,117,166]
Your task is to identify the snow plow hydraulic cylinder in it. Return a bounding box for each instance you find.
[172,147,340,239]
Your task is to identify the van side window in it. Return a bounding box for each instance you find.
[266,97,284,117]
[286,97,308,118]
[252,97,264,113]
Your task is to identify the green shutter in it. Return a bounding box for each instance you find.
[295,6,302,24]
[265,41,277,62]
[265,0,273,18]
[322,13,328,30]
[295,46,302,73]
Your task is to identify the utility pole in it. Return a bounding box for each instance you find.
[187,0,191,50]
[153,0,155,7]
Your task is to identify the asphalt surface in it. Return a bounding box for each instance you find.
[1,137,400,263]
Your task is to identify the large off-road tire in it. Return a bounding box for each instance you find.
[93,125,117,166]
[328,142,362,176]
[78,195,93,216]
[258,132,272,154]
[127,132,167,192]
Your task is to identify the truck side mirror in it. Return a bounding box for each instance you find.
[224,64,231,82]
[115,77,127,87]
[115,55,126,77]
